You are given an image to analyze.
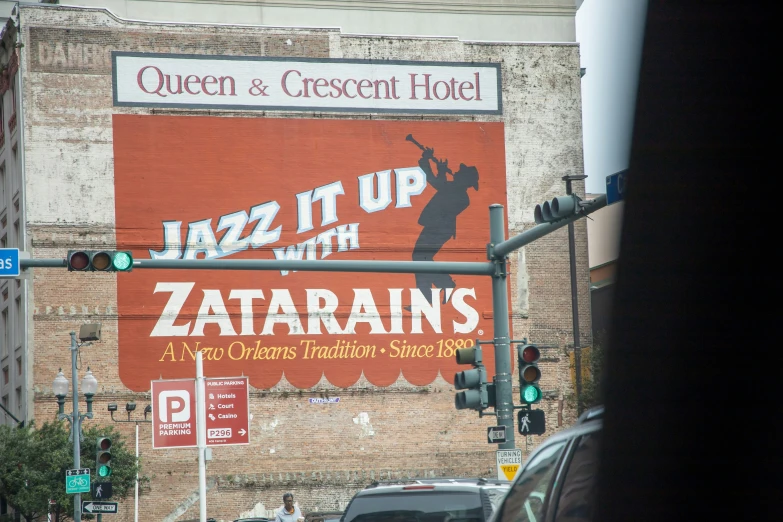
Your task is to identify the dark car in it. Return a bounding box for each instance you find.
[305,511,343,522]
[340,477,511,522]
[489,405,603,522]
[305,512,343,522]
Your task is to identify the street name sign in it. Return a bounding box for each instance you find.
[0,248,20,277]
[487,425,507,444]
[496,449,523,481]
[205,376,250,446]
[517,409,546,436]
[65,468,90,494]
[151,378,197,449]
[82,501,118,514]
[606,170,627,205]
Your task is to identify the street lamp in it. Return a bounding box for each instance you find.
[52,366,97,439]
[107,401,150,522]
[52,327,102,522]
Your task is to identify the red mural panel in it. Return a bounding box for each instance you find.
[113,115,508,391]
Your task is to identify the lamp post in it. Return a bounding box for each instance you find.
[107,401,151,522]
[53,329,100,522]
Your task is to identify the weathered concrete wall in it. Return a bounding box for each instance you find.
[20,5,589,521]
[55,0,579,43]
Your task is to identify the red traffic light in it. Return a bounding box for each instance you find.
[68,251,90,271]
[519,345,540,363]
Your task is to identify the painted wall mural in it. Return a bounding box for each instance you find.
[113,115,508,391]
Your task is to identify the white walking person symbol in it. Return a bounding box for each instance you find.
[520,413,530,432]
[95,484,103,497]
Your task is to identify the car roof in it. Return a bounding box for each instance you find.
[355,477,511,495]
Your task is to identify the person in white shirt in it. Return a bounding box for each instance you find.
[274,492,303,522]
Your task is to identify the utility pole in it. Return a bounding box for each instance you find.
[563,174,588,414]
[69,332,83,522]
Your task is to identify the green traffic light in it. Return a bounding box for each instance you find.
[521,384,541,404]
[112,252,133,271]
[98,465,111,477]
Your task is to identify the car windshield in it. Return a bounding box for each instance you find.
[342,491,484,522]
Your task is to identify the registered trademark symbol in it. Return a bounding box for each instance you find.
[478,329,484,335]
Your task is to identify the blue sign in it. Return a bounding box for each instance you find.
[0,248,20,277]
[606,170,627,205]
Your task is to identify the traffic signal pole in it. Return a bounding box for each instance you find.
[489,205,515,450]
[22,196,608,456]
[563,174,588,414]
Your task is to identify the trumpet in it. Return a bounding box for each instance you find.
[405,134,452,175]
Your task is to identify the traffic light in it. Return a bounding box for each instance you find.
[96,436,112,477]
[67,250,133,272]
[534,195,581,224]
[454,346,490,411]
[517,343,542,404]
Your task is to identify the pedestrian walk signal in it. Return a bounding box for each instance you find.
[518,409,546,435]
[67,250,133,272]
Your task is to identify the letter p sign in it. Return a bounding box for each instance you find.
[159,390,190,423]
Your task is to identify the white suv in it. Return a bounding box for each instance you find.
[340,477,511,522]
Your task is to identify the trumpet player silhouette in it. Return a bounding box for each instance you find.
[404,134,479,309]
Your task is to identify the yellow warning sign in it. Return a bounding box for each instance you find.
[496,449,523,481]
[500,464,520,480]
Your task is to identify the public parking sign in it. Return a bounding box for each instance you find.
[0,248,20,277]
[205,377,250,446]
[151,378,197,449]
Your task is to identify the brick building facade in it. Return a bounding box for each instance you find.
[7,5,590,521]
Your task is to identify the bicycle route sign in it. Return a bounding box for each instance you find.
[65,468,90,494]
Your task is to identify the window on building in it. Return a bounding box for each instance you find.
[16,356,21,376]
[15,387,21,410]
[1,308,6,358]
[9,83,18,133]
[14,297,21,344]
[0,234,5,248]
[13,220,18,246]
[0,164,5,204]
[2,366,8,385]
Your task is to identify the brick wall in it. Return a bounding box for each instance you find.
[20,5,589,521]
